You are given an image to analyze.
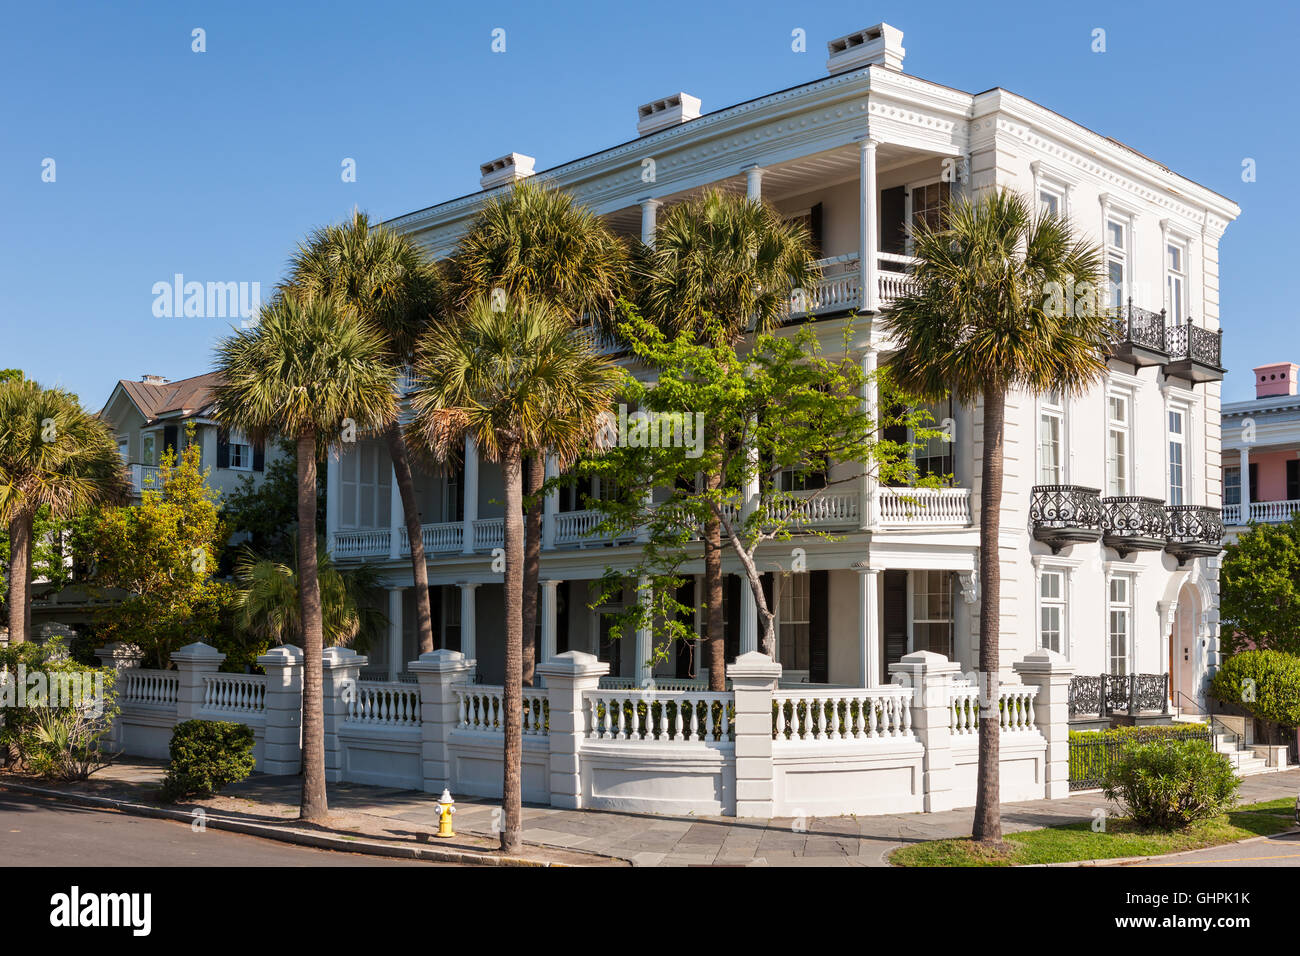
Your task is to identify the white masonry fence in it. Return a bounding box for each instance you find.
[98,641,1073,818]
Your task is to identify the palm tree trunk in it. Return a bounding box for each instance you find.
[296,431,329,823]
[704,469,725,691]
[521,454,544,685]
[501,444,524,852]
[5,508,33,645]
[972,387,1005,845]
[385,423,434,656]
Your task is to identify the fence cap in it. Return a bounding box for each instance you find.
[536,650,609,679]
[322,646,368,669]
[170,641,225,664]
[408,648,477,674]
[1013,648,1076,676]
[257,644,304,666]
[889,650,963,676]
[727,650,782,681]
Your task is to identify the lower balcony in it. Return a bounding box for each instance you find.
[1069,673,1170,721]
[1164,320,1224,384]
[1109,300,1168,369]
[1029,485,1103,552]
[789,252,919,316]
[1100,495,1168,557]
[1222,498,1300,526]
[1164,505,1224,563]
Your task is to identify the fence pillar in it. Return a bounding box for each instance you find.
[95,642,142,749]
[728,651,781,818]
[321,647,366,784]
[889,650,961,812]
[170,642,225,722]
[1014,649,1075,799]
[537,651,609,809]
[409,649,476,795]
[257,644,304,775]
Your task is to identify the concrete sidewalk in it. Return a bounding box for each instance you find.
[20,760,1299,866]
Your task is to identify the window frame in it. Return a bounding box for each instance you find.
[1165,238,1188,325]
[1107,573,1134,676]
[1105,216,1129,310]
[1037,390,1067,485]
[1105,388,1133,497]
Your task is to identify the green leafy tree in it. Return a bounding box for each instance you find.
[1210,649,1300,742]
[410,294,622,853]
[1219,515,1300,655]
[0,379,128,644]
[286,211,444,656]
[581,308,936,664]
[213,295,396,823]
[886,188,1111,845]
[448,180,629,683]
[223,439,324,564]
[634,189,819,691]
[87,428,232,667]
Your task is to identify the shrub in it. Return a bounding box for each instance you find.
[1102,739,1239,829]
[160,719,255,802]
[1210,649,1300,728]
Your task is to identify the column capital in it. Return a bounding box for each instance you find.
[856,134,881,150]
[852,561,883,575]
[637,195,661,208]
[540,578,562,589]
[456,580,480,590]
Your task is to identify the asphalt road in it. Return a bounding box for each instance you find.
[1131,831,1300,867]
[0,788,440,866]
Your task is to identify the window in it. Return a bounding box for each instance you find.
[778,573,811,672]
[339,442,392,529]
[1108,576,1131,676]
[1167,410,1186,505]
[912,570,953,657]
[1289,459,1300,502]
[1038,390,1065,484]
[117,438,129,462]
[913,396,954,480]
[228,438,252,470]
[1106,219,1127,309]
[1039,570,1066,654]
[141,435,155,467]
[910,181,951,237]
[1166,241,1187,324]
[1038,187,1062,217]
[441,586,461,651]
[1224,466,1241,507]
[1106,393,1130,496]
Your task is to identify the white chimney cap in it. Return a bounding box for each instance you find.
[826,23,905,74]
[636,92,702,137]
[479,152,536,190]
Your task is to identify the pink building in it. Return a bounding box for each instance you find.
[1222,362,1300,531]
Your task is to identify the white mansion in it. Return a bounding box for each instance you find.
[325,23,1237,719]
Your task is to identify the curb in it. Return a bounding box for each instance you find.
[1033,827,1300,868]
[0,780,581,867]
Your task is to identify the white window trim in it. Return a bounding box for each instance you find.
[1036,391,1069,485]
[226,430,253,472]
[1105,379,1138,498]
[903,177,948,256]
[1030,161,1076,219]
[1105,569,1138,676]
[1164,398,1193,506]
[1032,555,1082,660]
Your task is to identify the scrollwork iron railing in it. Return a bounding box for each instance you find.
[1030,485,1103,529]
[1113,299,1166,352]
[1068,675,1104,717]
[1165,319,1223,368]
[1068,673,1171,718]
[1134,673,1171,713]
[1101,496,1168,539]
[1166,505,1224,546]
[1103,674,1132,714]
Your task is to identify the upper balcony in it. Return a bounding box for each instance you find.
[1107,300,1222,384]
[127,462,163,496]
[1029,484,1103,553]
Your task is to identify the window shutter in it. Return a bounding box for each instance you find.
[163,425,178,457]
[1288,460,1300,501]
[1249,463,1259,502]
[809,570,829,684]
[429,585,443,650]
[724,575,741,663]
[216,429,230,469]
[883,570,909,668]
[252,442,265,472]
[557,581,571,655]
[809,202,824,257]
[880,186,907,255]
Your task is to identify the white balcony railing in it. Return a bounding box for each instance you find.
[128,463,163,494]
[473,517,504,551]
[768,490,860,528]
[332,529,392,558]
[877,487,973,528]
[1223,499,1300,525]
[791,253,920,316]
[400,521,464,555]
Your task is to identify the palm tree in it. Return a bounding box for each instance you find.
[635,189,819,690]
[0,379,127,644]
[885,188,1111,845]
[448,180,628,684]
[232,545,386,652]
[212,295,397,823]
[286,211,445,657]
[409,294,622,852]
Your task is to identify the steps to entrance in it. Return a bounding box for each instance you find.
[1213,733,1279,777]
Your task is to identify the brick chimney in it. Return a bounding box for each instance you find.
[1253,362,1299,398]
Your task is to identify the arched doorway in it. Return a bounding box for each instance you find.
[1172,583,1201,709]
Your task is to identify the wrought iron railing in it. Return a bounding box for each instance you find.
[1069,673,1171,718]
[1113,299,1166,352]
[1101,496,1168,539]
[1166,505,1224,547]
[1165,319,1223,368]
[1029,485,1103,530]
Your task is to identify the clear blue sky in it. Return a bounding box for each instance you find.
[1,0,1293,406]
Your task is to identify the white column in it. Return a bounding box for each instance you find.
[858,136,879,313]
[1159,219,1171,316]
[639,197,661,247]
[860,347,879,531]
[743,163,763,200]
[856,563,882,686]
[1157,600,1176,712]
[325,445,341,552]
[1240,447,1251,520]
[635,576,653,684]
[462,434,479,555]
[739,579,759,656]
[542,452,558,550]
[387,587,406,680]
[540,579,560,665]
[389,464,403,559]
[458,582,478,660]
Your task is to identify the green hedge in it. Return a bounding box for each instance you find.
[1069,724,1211,789]
[1209,649,1300,728]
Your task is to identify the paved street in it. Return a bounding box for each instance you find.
[1132,831,1300,867]
[0,789,440,866]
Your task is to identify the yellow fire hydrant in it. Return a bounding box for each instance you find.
[435,788,456,838]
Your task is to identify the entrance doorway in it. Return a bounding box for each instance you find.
[1172,583,1201,710]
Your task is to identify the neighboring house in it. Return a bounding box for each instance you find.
[324,22,1237,722]
[29,371,283,631]
[1222,362,1300,538]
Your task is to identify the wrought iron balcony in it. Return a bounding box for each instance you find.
[1164,319,1224,384]
[1109,299,1168,368]
[1030,485,1103,552]
[1101,495,1168,556]
[1165,504,1224,564]
[1069,673,1170,718]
